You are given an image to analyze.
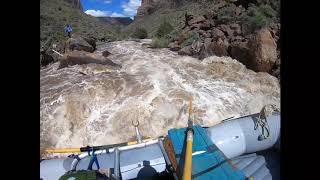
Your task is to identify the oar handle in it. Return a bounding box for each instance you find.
[183,96,194,180]
[45,148,81,153]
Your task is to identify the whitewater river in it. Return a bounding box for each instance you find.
[40,39,280,157]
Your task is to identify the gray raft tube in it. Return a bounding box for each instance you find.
[40,113,280,179]
[40,140,161,180]
[205,112,280,159]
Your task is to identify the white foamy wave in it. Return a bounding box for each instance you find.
[40,40,280,158]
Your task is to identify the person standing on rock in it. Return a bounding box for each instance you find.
[65,24,73,38]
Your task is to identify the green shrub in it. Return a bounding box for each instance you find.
[181,31,200,47]
[240,4,277,32]
[131,27,148,39]
[259,4,277,18]
[156,21,174,38]
[217,6,238,24]
[151,37,170,48]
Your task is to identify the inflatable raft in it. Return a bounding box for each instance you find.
[40,110,280,180]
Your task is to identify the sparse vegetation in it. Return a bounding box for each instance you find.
[217,6,238,24]
[181,31,200,47]
[240,4,277,32]
[131,28,148,39]
[151,21,176,48]
[151,37,170,48]
[156,21,174,38]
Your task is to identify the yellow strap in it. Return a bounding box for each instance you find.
[127,137,154,145]
[46,138,155,153]
[45,148,81,153]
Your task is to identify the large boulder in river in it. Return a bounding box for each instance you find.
[168,41,181,51]
[82,36,96,50]
[65,36,95,53]
[58,50,121,69]
[40,49,55,67]
[248,28,277,72]
[199,38,228,59]
[230,41,251,66]
[178,45,193,56]
[102,50,111,57]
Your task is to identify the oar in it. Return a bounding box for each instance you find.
[182,96,194,180]
[45,138,154,153]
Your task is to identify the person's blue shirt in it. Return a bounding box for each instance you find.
[65,25,72,33]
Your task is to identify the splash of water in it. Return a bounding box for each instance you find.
[40,40,280,157]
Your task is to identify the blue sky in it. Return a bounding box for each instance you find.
[81,0,141,19]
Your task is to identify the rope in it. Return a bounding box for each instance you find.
[87,148,100,170]
[254,104,279,141]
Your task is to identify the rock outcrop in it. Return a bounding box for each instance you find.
[136,0,157,17]
[40,49,55,67]
[58,50,121,69]
[65,35,96,53]
[102,50,111,57]
[247,28,277,72]
[169,12,280,76]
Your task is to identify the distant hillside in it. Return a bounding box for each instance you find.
[97,17,133,28]
[125,1,208,37]
[40,0,117,46]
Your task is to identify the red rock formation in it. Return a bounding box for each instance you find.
[136,0,156,17]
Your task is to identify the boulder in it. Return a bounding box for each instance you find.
[199,38,228,59]
[241,23,251,36]
[230,41,251,66]
[223,38,230,49]
[199,21,211,30]
[203,32,212,38]
[191,40,203,54]
[247,28,277,72]
[190,23,202,30]
[142,43,152,48]
[271,65,280,79]
[211,28,225,40]
[58,50,121,69]
[229,23,242,36]
[40,49,55,67]
[178,45,193,56]
[198,30,206,35]
[204,38,212,45]
[234,6,243,16]
[65,36,94,53]
[102,50,111,57]
[168,42,181,51]
[189,16,206,25]
[204,11,217,20]
[218,24,234,37]
[230,36,245,43]
[82,36,96,50]
[214,0,227,10]
[71,34,97,50]
[269,23,280,48]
